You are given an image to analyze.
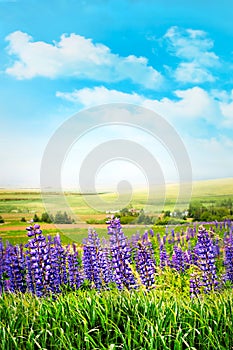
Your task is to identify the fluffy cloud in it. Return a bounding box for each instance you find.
[56,86,144,106]
[143,87,222,125]
[5,31,163,89]
[175,62,215,83]
[57,85,226,127]
[164,26,219,83]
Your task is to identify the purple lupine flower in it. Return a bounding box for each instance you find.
[229,225,233,237]
[67,243,83,290]
[107,217,136,290]
[4,243,17,293]
[0,239,4,294]
[171,246,185,272]
[149,229,154,237]
[194,223,197,234]
[223,232,228,244]
[131,232,141,245]
[171,229,175,244]
[194,226,218,293]
[223,233,233,285]
[183,249,192,268]
[213,237,220,258]
[190,273,201,298]
[189,228,195,239]
[82,229,102,289]
[134,233,156,289]
[98,238,113,286]
[42,235,61,294]
[159,244,169,269]
[4,243,26,293]
[53,234,68,285]
[25,224,47,297]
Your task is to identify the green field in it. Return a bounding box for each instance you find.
[1,179,233,349]
[0,177,233,245]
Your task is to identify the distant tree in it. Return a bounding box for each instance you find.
[0,215,4,223]
[137,209,145,224]
[20,217,26,222]
[33,213,40,222]
[200,211,212,222]
[120,207,130,216]
[136,209,153,224]
[189,200,231,221]
[54,211,73,224]
[41,212,53,223]
[188,202,206,221]
[54,211,63,224]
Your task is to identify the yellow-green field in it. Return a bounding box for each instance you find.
[0,177,233,244]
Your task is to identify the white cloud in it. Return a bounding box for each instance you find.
[56,86,144,106]
[144,86,221,124]
[57,85,224,126]
[164,26,219,83]
[5,31,163,89]
[175,62,215,83]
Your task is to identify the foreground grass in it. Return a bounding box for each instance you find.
[0,289,233,350]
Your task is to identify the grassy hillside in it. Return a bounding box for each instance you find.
[0,178,232,220]
[0,177,232,245]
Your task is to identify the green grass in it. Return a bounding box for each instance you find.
[0,289,233,350]
[0,226,154,245]
[0,177,233,246]
[0,177,233,222]
[0,211,232,349]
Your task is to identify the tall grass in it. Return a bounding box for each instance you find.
[0,288,233,350]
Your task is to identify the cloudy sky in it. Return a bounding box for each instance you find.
[0,0,233,190]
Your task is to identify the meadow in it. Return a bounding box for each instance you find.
[0,177,233,245]
[0,214,233,349]
[1,178,233,349]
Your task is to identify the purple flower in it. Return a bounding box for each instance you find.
[223,233,233,285]
[159,244,169,269]
[194,226,218,294]
[190,273,201,298]
[67,243,83,290]
[134,232,156,289]
[82,229,102,289]
[4,243,26,293]
[107,217,136,290]
[171,246,185,272]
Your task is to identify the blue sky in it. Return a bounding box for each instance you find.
[0,0,233,189]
